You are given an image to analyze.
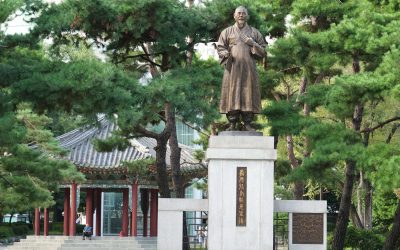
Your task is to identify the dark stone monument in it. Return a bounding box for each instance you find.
[292,213,324,244]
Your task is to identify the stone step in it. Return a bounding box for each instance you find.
[8,246,155,250]
[58,247,156,250]
[24,236,152,240]
[7,247,156,250]
[6,236,157,250]
[59,248,150,250]
[8,248,150,250]
[58,243,141,246]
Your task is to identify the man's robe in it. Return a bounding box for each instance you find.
[217,23,266,114]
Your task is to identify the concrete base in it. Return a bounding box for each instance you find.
[157,199,208,250]
[274,200,328,250]
[206,135,277,250]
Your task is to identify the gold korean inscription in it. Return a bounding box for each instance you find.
[236,167,247,226]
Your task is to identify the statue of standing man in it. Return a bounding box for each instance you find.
[217,6,266,131]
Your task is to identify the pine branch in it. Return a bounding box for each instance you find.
[360,117,400,133]
[179,119,209,137]
[135,125,160,139]
[0,174,14,188]
[279,65,301,72]
[27,173,40,187]
[139,43,163,68]
[21,117,36,129]
[386,123,400,144]
[271,91,282,101]
[115,53,162,66]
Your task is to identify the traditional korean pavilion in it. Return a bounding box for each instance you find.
[33,115,206,237]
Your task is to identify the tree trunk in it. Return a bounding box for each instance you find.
[380,124,400,250]
[332,102,363,250]
[381,124,400,249]
[332,160,357,250]
[301,77,309,197]
[140,43,173,198]
[167,106,184,198]
[383,200,400,250]
[332,55,363,250]
[361,131,372,229]
[136,120,171,198]
[354,173,374,230]
[9,213,13,224]
[364,179,372,229]
[155,135,171,198]
[286,76,310,200]
[350,204,364,229]
[165,88,188,250]
[274,135,279,149]
[357,174,365,227]
[286,135,303,199]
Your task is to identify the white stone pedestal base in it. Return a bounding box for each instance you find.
[206,135,277,250]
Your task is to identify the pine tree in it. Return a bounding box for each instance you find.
[9,0,223,199]
[262,0,400,248]
[0,0,84,217]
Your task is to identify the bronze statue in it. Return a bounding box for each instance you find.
[217,6,266,131]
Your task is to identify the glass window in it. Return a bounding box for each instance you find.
[185,186,194,199]
[103,192,123,235]
[177,121,195,146]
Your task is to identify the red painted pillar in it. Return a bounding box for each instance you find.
[34,208,40,236]
[63,188,70,235]
[86,188,94,227]
[150,189,158,237]
[122,189,129,236]
[141,189,149,237]
[131,182,138,237]
[95,188,102,236]
[69,182,77,236]
[44,208,49,236]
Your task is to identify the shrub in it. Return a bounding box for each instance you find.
[344,226,384,250]
[11,224,29,235]
[12,221,28,225]
[0,226,14,239]
[50,222,64,233]
[14,222,33,230]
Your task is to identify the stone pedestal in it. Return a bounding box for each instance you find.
[206,135,277,250]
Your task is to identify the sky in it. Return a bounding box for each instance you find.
[2,12,34,35]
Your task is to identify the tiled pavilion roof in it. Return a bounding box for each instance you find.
[56,115,206,175]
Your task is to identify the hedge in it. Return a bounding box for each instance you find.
[0,226,14,239]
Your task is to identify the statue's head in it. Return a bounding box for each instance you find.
[234,6,249,27]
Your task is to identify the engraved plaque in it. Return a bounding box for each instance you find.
[236,167,247,226]
[292,213,324,244]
